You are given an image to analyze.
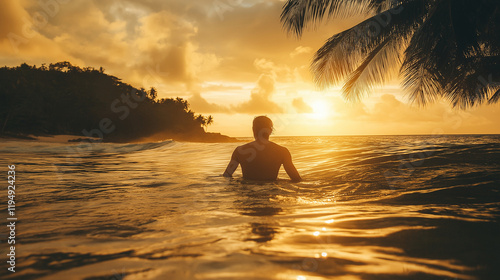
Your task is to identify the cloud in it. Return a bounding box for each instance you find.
[48,2,130,66]
[290,46,312,58]
[190,73,283,114]
[371,94,446,123]
[1,0,361,86]
[1,1,223,91]
[232,74,283,114]
[0,1,26,39]
[253,58,295,82]
[189,91,230,113]
[331,96,369,119]
[0,0,356,91]
[335,93,499,135]
[128,10,221,88]
[201,83,243,92]
[5,1,499,136]
[292,97,313,113]
[0,1,79,64]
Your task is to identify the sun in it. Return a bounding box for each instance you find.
[310,100,330,120]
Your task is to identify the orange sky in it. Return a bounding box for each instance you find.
[2,0,499,137]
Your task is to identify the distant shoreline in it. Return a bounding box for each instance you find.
[0,132,241,144]
[5,133,497,144]
[1,63,233,144]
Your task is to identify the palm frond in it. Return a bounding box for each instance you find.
[403,0,500,108]
[488,88,500,104]
[282,0,500,108]
[280,0,400,37]
[447,57,500,108]
[400,3,444,108]
[342,36,405,101]
[312,0,428,92]
[402,64,443,106]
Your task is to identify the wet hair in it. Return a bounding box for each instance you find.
[252,116,273,140]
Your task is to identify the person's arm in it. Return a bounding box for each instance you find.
[223,148,239,177]
[283,148,301,182]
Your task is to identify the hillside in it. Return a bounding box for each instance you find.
[0,62,236,143]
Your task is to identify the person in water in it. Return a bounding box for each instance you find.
[223,116,302,182]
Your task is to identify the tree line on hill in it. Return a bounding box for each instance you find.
[0,62,226,142]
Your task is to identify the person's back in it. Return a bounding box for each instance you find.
[223,116,301,182]
[234,141,285,180]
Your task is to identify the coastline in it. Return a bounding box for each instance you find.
[0,132,241,144]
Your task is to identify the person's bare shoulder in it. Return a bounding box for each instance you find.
[239,141,256,149]
[270,141,287,151]
[231,144,244,157]
[267,141,289,158]
[232,141,258,159]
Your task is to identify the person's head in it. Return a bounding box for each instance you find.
[252,116,273,141]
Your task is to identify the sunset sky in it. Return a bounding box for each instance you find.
[2,0,499,137]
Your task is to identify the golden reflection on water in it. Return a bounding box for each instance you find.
[226,181,478,280]
[1,136,499,279]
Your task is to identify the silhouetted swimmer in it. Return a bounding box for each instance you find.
[223,116,301,182]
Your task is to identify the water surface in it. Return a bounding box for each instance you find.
[1,135,499,279]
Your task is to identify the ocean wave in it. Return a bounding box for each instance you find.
[1,135,499,279]
[0,139,175,155]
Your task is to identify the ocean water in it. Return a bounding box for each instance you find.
[0,135,499,280]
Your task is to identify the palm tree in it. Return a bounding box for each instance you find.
[195,115,214,131]
[281,0,500,108]
[206,115,214,127]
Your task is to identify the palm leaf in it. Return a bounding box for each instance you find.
[403,0,500,108]
[282,0,500,108]
[342,36,403,101]
[281,0,400,36]
[489,88,500,104]
[312,0,427,92]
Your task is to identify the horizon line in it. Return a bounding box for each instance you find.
[231,133,500,138]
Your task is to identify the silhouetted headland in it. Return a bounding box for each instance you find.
[0,62,237,143]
